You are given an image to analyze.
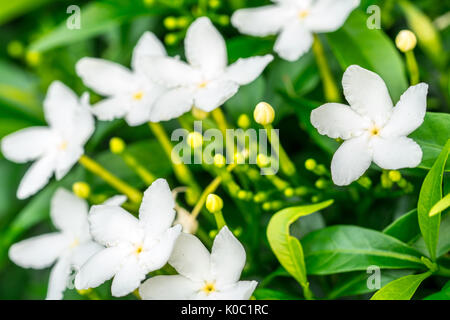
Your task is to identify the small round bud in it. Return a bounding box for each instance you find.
[237,190,247,200]
[395,30,417,53]
[381,173,393,189]
[397,178,408,188]
[388,170,402,182]
[110,137,125,154]
[206,194,223,213]
[218,15,230,26]
[253,192,266,203]
[262,202,271,211]
[72,182,91,199]
[315,179,327,189]
[176,16,190,28]
[234,152,245,164]
[192,107,209,119]
[25,51,40,66]
[253,102,275,125]
[209,0,220,9]
[143,0,155,6]
[315,164,327,175]
[185,187,199,206]
[209,230,218,238]
[7,41,24,58]
[163,16,177,30]
[164,33,178,46]
[256,154,270,168]
[284,188,294,197]
[233,227,243,237]
[187,132,203,149]
[295,186,308,196]
[305,158,317,171]
[311,195,320,203]
[213,154,226,168]
[237,114,251,129]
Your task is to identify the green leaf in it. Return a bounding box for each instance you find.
[423,281,450,300]
[302,225,425,275]
[0,0,51,25]
[326,10,407,102]
[383,209,420,244]
[266,200,334,290]
[410,113,450,171]
[370,272,431,300]
[429,193,450,217]
[417,139,450,260]
[224,76,265,121]
[413,214,450,258]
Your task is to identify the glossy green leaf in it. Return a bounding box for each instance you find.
[429,193,450,217]
[302,225,425,275]
[383,209,419,244]
[370,272,431,300]
[0,0,51,25]
[413,214,450,258]
[423,281,450,300]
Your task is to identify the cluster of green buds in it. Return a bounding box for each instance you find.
[381,170,413,193]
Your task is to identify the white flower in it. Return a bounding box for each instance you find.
[139,226,257,300]
[1,81,95,199]
[310,65,427,186]
[8,188,108,300]
[231,0,360,61]
[75,178,181,297]
[76,32,167,126]
[140,17,273,121]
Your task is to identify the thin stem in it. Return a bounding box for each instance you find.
[264,124,297,178]
[213,210,227,230]
[312,34,341,102]
[79,155,143,204]
[211,108,230,137]
[121,152,156,185]
[405,50,420,85]
[303,284,315,300]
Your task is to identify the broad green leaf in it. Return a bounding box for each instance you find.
[424,281,450,300]
[226,36,273,62]
[266,200,334,289]
[383,209,420,244]
[414,214,450,258]
[410,113,450,171]
[417,139,450,260]
[302,225,425,275]
[370,272,431,300]
[0,0,51,25]
[326,10,408,102]
[224,77,265,121]
[429,193,450,217]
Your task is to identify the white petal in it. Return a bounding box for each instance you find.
[102,195,127,206]
[1,127,55,163]
[46,256,71,300]
[231,5,291,37]
[331,135,372,186]
[76,58,135,96]
[111,256,146,297]
[194,79,239,112]
[372,136,422,170]
[9,233,69,269]
[17,155,56,199]
[168,233,211,281]
[139,179,176,236]
[274,22,313,61]
[54,144,83,180]
[75,246,129,290]
[139,275,198,300]
[210,226,246,286]
[342,65,393,126]
[213,281,258,300]
[185,17,227,78]
[132,31,167,71]
[71,241,103,269]
[124,82,166,126]
[149,88,194,122]
[225,55,273,85]
[140,57,201,88]
[310,103,370,139]
[381,83,428,137]
[91,97,130,122]
[89,205,143,247]
[306,0,360,33]
[50,188,89,233]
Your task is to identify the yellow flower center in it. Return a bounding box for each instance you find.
[298,10,309,19]
[70,238,79,249]
[134,244,144,256]
[201,282,216,295]
[133,91,144,100]
[198,81,208,88]
[59,141,68,151]
[369,126,380,136]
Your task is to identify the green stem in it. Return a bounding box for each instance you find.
[302,284,315,300]
[121,151,156,185]
[312,34,341,102]
[79,155,142,204]
[264,124,297,178]
[211,108,230,137]
[405,50,420,85]
[213,210,227,229]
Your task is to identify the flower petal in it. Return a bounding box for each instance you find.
[132,31,166,71]
[139,179,176,236]
[342,65,393,125]
[194,79,239,112]
[331,135,372,186]
[306,0,360,33]
[76,58,135,96]
[102,195,127,207]
[1,127,55,163]
[91,97,130,122]
[212,280,258,300]
[168,233,211,281]
[46,256,71,300]
[231,5,290,37]
[51,188,89,233]
[185,17,227,78]
[9,233,69,269]
[17,154,56,199]
[210,226,246,286]
[54,144,83,180]
[139,275,199,300]
[75,246,129,290]
[372,136,422,170]
[381,83,428,138]
[274,22,313,61]
[111,256,146,297]
[149,87,194,122]
[89,205,143,247]
[71,241,103,269]
[225,55,273,85]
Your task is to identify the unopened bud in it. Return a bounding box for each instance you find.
[395,30,417,52]
[110,137,125,154]
[72,182,91,199]
[187,132,203,149]
[253,102,275,125]
[206,194,223,213]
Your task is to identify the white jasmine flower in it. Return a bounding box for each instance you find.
[231,0,360,61]
[140,17,273,121]
[75,179,181,297]
[310,65,427,186]
[76,32,167,126]
[8,188,106,300]
[1,81,95,199]
[139,226,257,300]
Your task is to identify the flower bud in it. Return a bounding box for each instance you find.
[165,33,178,46]
[176,16,190,29]
[395,30,417,52]
[304,158,317,171]
[110,137,125,154]
[7,41,24,58]
[237,114,251,129]
[284,188,294,197]
[72,182,91,199]
[163,16,177,30]
[206,194,223,213]
[26,51,40,66]
[213,154,226,168]
[315,179,327,189]
[187,132,203,149]
[388,170,402,182]
[253,102,275,125]
[256,154,270,168]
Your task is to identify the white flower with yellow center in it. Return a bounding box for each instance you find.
[1,81,95,199]
[231,0,360,61]
[139,17,273,121]
[310,65,428,186]
[8,189,113,299]
[139,226,257,300]
[76,32,167,126]
[75,179,181,297]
